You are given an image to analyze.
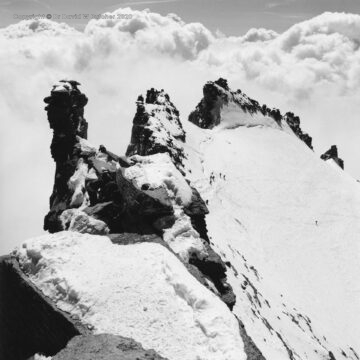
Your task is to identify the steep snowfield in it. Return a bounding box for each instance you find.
[16,232,245,360]
[184,108,360,359]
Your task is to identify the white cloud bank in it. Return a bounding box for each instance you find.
[0,8,360,253]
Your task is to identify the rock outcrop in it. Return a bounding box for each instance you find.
[44,80,89,233]
[321,145,344,169]
[126,89,186,171]
[42,81,235,311]
[283,112,313,149]
[0,255,89,360]
[52,334,168,360]
[43,82,174,236]
[189,78,313,149]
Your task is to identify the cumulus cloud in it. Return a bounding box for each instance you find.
[0,18,78,38]
[241,28,279,42]
[84,8,214,60]
[198,12,360,97]
[0,8,360,253]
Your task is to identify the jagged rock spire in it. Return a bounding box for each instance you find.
[44,80,88,162]
[44,81,89,232]
[321,145,344,169]
[126,88,186,171]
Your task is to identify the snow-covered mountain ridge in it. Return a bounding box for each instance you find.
[1,78,358,360]
[184,80,359,360]
[189,78,313,150]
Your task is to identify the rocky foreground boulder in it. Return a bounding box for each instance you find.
[52,334,168,360]
[0,255,89,360]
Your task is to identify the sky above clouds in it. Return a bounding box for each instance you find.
[0,3,360,254]
[2,0,360,34]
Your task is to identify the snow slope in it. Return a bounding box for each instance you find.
[16,232,245,360]
[183,107,360,359]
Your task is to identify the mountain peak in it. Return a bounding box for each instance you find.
[189,78,313,149]
[127,88,186,170]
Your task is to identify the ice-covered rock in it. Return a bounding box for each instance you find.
[60,209,109,235]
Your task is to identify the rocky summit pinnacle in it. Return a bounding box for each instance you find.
[126,88,186,171]
[43,80,89,232]
[189,78,313,149]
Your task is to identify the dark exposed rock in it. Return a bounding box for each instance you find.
[184,187,210,242]
[52,334,168,360]
[44,83,175,236]
[188,242,236,310]
[284,112,313,150]
[189,79,313,149]
[184,187,209,243]
[108,233,162,245]
[188,78,233,129]
[0,255,89,360]
[126,88,186,170]
[320,145,344,170]
[237,317,267,360]
[82,169,175,235]
[44,81,89,233]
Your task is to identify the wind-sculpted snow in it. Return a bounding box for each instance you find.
[16,232,246,360]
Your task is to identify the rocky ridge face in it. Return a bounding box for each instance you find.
[44,81,174,236]
[43,81,236,312]
[189,78,313,149]
[0,255,89,360]
[321,145,344,169]
[126,88,186,171]
[52,334,168,360]
[44,80,89,233]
